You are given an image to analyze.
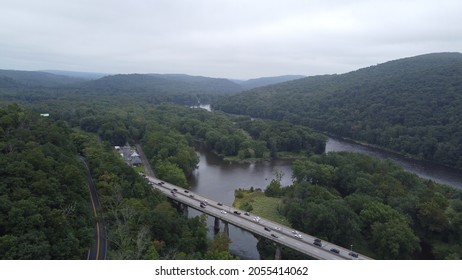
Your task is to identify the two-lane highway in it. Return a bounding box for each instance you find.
[144,175,372,260]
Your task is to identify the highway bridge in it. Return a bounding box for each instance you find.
[144,175,372,260]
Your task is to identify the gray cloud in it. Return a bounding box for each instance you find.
[1,0,461,79]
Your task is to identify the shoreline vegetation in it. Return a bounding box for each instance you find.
[233,188,291,227]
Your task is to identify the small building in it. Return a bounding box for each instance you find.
[115,143,143,166]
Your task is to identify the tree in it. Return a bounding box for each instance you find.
[154,161,187,187]
[371,219,420,259]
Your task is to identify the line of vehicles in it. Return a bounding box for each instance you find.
[149,175,362,259]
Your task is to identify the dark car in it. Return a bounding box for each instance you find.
[217,202,223,206]
[233,211,241,215]
[189,194,194,198]
[349,252,358,258]
[330,248,340,254]
[264,227,271,232]
[271,233,278,238]
[313,239,322,247]
[173,188,177,192]
[184,190,189,193]
[200,203,206,208]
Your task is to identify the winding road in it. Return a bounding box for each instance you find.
[80,156,107,260]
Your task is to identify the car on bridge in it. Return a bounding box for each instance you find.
[233,210,241,215]
[271,233,278,238]
[330,248,340,254]
[220,210,227,214]
[217,202,223,206]
[314,239,322,247]
[264,227,271,232]
[349,252,358,258]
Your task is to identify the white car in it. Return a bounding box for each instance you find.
[220,210,227,214]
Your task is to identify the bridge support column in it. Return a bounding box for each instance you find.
[214,217,220,233]
[182,204,188,216]
[275,244,282,260]
[223,221,229,237]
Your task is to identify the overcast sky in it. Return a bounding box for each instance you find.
[1,0,461,79]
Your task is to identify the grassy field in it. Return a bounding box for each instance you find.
[233,189,291,227]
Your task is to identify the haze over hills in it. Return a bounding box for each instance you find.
[214,52,462,169]
[233,75,305,90]
[41,70,108,80]
[0,68,308,92]
[0,69,85,87]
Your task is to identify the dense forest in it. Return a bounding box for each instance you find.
[0,104,92,259]
[213,53,462,169]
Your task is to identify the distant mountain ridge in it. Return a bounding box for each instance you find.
[233,75,305,90]
[83,73,243,95]
[41,70,108,80]
[0,69,85,87]
[214,52,462,169]
[0,68,309,92]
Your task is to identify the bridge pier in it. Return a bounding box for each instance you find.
[275,244,282,260]
[182,203,188,216]
[175,202,188,216]
[223,221,229,236]
[214,217,220,233]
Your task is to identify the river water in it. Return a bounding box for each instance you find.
[188,145,293,259]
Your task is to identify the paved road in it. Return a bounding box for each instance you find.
[135,144,155,177]
[145,175,372,260]
[80,157,107,260]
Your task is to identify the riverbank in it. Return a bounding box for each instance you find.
[233,188,291,227]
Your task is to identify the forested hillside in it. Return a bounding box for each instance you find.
[214,53,462,169]
[0,70,244,105]
[84,73,242,95]
[0,104,92,259]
